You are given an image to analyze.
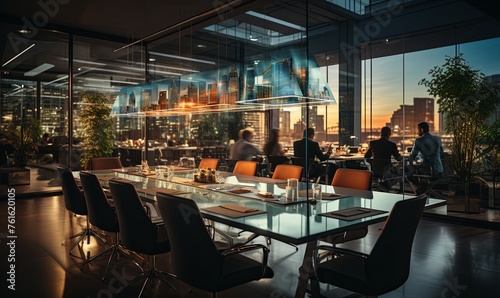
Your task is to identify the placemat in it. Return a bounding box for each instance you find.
[100,177,137,183]
[137,188,190,197]
[202,204,266,218]
[320,193,349,200]
[320,207,387,221]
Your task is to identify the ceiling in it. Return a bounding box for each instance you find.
[1,0,500,90]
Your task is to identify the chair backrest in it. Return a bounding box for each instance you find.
[198,158,219,170]
[233,160,259,176]
[108,180,161,254]
[156,193,223,289]
[290,157,316,179]
[272,164,303,180]
[267,155,290,173]
[331,168,372,190]
[366,159,392,179]
[88,157,122,170]
[365,194,427,293]
[56,166,87,215]
[79,172,119,232]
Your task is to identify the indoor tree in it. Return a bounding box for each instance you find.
[80,92,115,169]
[419,54,500,183]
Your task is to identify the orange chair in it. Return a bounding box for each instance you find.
[331,168,372,190]
[272,164,303,180]
[87,157,123,170]
[198,158,220,170]
[232,160,259,176]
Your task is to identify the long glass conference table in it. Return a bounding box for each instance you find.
[74,167,446,298]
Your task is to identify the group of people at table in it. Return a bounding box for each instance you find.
[228,121,443,194]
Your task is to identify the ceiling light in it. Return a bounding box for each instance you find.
[24,63,55,77]
[149,51,215,65]
[245,11,306,31]
[2,43,35,67]
[196,44,207,48]
[149,58,156,62]
[249,35,258,42]
[17,29,32,34]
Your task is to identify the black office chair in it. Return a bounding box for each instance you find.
[156,193,274,298]
[79,172,139,281]
[366,158,403,192]
[412,161,450,199]
[108,180,182,297]
[56,166,107,258]
[312,194,427,296]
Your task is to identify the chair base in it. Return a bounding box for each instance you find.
[120,268,183,297]
[81,243,143,282]
[68,228,109,259]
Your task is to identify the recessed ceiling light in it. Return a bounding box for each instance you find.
[196,44,206,48]
[17,29,32,34]
[149,58,156,62]
[249,35,258,42]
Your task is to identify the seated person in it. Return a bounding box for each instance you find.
[365,127,402,190]
[293,128,335,183]
[409,121,444,194]
[229,128,265,161]
[364,127,401,161]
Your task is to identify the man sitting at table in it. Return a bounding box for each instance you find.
[365,127,402,190]
[364,127,402,161]
[293,128,335,183]
[229,128,265,161]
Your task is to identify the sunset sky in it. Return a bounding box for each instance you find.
[316,37,500,130]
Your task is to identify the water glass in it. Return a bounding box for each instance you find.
[312,183,322,201]
[285,186,295,200]
[165,165,174,181]
[287,178,298,200]
[155,166,166,179]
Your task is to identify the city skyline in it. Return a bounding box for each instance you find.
[314,37,500,130]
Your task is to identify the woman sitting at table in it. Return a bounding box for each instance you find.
[263,128,287,156]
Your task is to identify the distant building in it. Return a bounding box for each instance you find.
[390,97,435,134]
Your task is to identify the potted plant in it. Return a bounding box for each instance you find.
[477,121,500,207]
[419,54,500,212]
[0,118,42,185]
[79,92,115,169]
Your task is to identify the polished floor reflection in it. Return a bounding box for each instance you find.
[1,194,500,298]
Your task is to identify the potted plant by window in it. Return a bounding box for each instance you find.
[0,118,42,185]
[477,121,500,208]
[79,92,115,169]
[419,54,500,212]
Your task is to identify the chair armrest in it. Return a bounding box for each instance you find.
[313,245,369,274]
[205,224,234,248]
[221,244,270,276]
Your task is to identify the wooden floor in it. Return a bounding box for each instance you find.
[2,188,500,297]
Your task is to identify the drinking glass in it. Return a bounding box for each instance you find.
[312,183,322,201]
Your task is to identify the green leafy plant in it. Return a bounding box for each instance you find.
[2,118,42,167]
[80,92,115,169]
[419,54,500,182]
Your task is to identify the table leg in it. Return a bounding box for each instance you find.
[295,240,319,298]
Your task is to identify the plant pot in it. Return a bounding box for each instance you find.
[0,168,31,185]
[446,180,483,214]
